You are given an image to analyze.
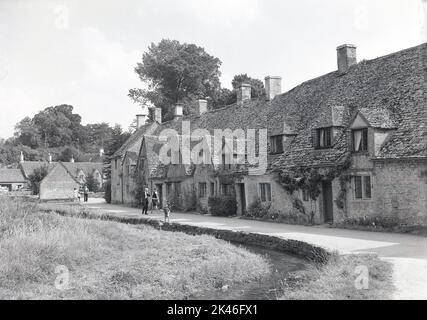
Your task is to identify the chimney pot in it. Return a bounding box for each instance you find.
[264,76,282,101]
[197,99,208,116]
[174,103,183,118]
[70,155,75,163]
[20,151,24,163]
[237,83,251,104]
[48,153,52,163]
[337,44,357,74]
[154,107,162,123]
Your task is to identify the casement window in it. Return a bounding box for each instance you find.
[352,128,368,152]
[353,175,371,199]
[302,189,310,202]
[210,182,215,196]
[199,182,207,198]
[259,183,272,202]
[166,183,172,196]
[270,135,284,154]
[221,183,232,196]
[174,182,181,196]
[315,127,332,149]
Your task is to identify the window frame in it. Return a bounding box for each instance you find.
[259,183,272,202]
[351,128,369,153]
[353,175,372,200]
[315,127,332,149]
[199,182,207,198]
[270,135,284,154]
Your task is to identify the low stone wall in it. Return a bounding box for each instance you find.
[50,208,332,264]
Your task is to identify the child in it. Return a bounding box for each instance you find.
[163,202,171,223]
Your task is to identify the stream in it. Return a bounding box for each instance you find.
[194,244,308,300]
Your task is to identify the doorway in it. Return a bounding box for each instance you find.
[322,181,333,223]
[237,183,246,215]
[155,184,163,208]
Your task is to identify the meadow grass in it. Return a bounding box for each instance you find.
[0,196,270,299]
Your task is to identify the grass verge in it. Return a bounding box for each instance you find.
[0,196,270,299]
[279,253,394,300]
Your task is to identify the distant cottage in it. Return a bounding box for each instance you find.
[19,153,104,200]
[111,43,427,224]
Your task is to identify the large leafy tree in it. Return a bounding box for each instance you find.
[231,74,265,99]
[129,39,222,120]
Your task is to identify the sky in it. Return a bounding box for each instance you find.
[0,0,426,139]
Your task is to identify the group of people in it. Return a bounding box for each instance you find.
[141,187,170,222]
[73,186,90,202]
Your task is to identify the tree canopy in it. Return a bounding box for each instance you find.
[129,39,222,120]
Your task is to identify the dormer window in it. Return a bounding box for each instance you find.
[315,127,332,149]
[352,128,368,152]
[270,135,284,154]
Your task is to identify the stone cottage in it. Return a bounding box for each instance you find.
[119,42,427,224]
[110,107,160,205]
[0,169,27,191]
[19,153,104,200]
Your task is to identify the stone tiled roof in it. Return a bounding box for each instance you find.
[112,122,158,158]
[0,169,26,183]
[271,42,427,170]
[139,42,426,176]
[20,161,103,179]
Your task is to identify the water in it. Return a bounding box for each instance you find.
[194,244,308,300]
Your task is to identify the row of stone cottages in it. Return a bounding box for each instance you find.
[110,42,427,224]
[0,152,104,200]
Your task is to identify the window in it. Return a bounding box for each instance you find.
[352,128,368,152]
[270,135,284,154]
[221,184,232,196]
[353,175,371,199]
[166,183,172,196]
[114,159,118,170]
[199,182,207,198]
[222,154,231,170]
[302,189,310,201]
[210,182,215,196]
[315,127,332,149]
[174,182,181,196]
[259,183,272,202]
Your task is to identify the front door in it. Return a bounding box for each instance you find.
[156,184,163,208]
[237,183,246,215]
[322,181,333,223]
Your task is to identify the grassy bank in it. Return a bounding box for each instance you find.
[279,253,394,300]
[0,196,270,299]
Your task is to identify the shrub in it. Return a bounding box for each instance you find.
[245,198,271,219]
[208,196,237,217]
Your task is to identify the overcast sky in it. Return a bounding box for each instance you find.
[0,0,426,139]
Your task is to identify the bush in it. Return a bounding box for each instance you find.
[104,180,111,203]
[208,196,237,217]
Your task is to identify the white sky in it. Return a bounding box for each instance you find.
[0,0,426,139]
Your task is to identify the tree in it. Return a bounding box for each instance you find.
[129,39,222,120]
[28,165,49,195]
[85,174,99,192]
[231,74,265,99]
[14,117,41,148]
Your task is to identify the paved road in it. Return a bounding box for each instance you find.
[83,200,427,299]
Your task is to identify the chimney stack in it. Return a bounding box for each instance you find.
[48,153,52,163]
[337,44,357,74]
[237,83,251,104]
[264,76,282,101]
[20,151,24,163]
[154,107,162,123]
[99,148,104,157]
[136,105,149,128]
[70,155,75,163]
[173,103,183,118]
[197,99,208,116]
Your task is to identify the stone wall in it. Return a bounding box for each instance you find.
[373,159,427,220]
[40,165,80,200]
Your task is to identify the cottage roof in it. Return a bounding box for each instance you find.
[20,161,103,179]
[0,169,27,183]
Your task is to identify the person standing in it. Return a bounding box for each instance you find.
[73,188,80,202]
[142,187,150,215]
[83,185,89,202]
